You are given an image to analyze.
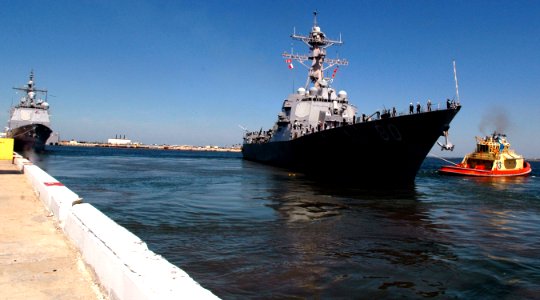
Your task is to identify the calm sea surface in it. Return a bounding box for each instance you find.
[33,146,540,299]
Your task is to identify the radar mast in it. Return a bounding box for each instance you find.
[282,11,348,89]
[13,70,48,107]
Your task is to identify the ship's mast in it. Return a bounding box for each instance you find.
[282,11,348,90]
[13,70,48,107]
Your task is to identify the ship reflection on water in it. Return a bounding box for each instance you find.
[468,174,532,188]
[264,171,420,223]
[233,160,459,298]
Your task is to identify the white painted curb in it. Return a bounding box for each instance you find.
[13,153,219,300]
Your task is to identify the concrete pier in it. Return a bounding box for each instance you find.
[1,156,219,300]
[0,160,104,299]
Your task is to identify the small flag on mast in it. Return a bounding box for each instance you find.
[285,59,294,69]
[331,66,339,78]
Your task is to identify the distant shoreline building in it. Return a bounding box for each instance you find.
[108,135,131,145]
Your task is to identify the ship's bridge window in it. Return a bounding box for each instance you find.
[477,144,489,153]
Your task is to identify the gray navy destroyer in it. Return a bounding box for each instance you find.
[242,13,461,186]
[5,71,53,153]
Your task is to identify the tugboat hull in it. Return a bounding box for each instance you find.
[439,162,532,177]
[243,107,460,186]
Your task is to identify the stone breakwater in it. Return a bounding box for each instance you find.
[12,153,219,300]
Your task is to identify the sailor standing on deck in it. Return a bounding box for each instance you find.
[427,99,432,111]
[416,102,421,113]
[409,102,413,114]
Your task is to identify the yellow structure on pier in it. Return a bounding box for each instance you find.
[0,138,14,160]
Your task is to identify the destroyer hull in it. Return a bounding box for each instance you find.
[243,107,460,186]
[7,123,52,153]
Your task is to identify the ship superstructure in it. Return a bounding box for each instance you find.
[242,13,461,186]
[6,71,53,153]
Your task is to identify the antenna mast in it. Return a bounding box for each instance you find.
[13,70,48,107]
[453,60,460,105]
[282,11,348,90]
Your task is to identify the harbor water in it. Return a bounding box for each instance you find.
[34,146,540,299]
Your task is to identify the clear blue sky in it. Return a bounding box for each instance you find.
[1,1,539,157]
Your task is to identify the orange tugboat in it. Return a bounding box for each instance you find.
[439,132,532,177]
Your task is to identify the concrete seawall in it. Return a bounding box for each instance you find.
[12,153,219,300]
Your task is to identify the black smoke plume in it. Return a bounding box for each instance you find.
[478,106,511,135]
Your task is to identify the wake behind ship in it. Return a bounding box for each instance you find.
[5,71,53,153]
[242,13,461,186]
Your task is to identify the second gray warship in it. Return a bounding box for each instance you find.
[242,13,461,186]
[5,71,53,152]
